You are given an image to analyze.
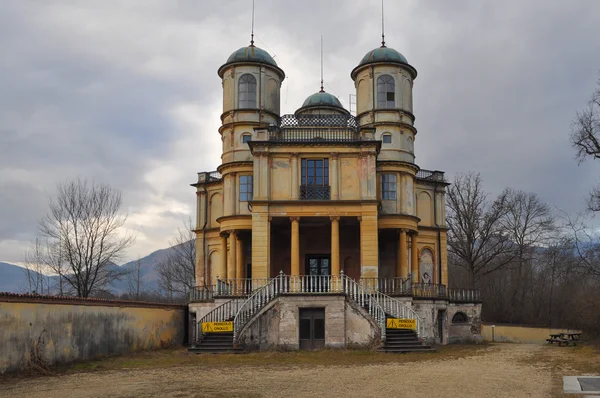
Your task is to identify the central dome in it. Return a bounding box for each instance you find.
[301,91,344,109]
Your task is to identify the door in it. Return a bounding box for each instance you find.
[437,310,446,344]
[306,255,330,291]
[299,308,325,350]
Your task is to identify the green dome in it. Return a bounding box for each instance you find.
[358,46,408,66]
[226,45,277,66]
[301,91,344,109]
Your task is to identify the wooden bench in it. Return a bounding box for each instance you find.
[547,332,581,346]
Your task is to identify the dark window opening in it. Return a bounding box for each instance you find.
[242,134,252,144]
[452,312,468,324]
[381,174,397,200]
[382,134,392,144]
[239,175,253,201]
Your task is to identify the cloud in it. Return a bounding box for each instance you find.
[1,0,600,263]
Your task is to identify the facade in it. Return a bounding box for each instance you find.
[189,39,482,351]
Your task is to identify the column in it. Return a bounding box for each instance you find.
[291,153,299,199]
[230,172,237,215]
[331,153,339,200]
[290,217,300,276]
[330,216,340,276]
[359,210,379,279]
[228,230,237,279]
[399,229,408,279]
[411,232,419,284]
[236,233,244,279]
[219,232,228,280]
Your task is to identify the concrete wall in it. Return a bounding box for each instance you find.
[239,295,379,350]
[0,295,186,374]
[448,303,482,344]
[481,323,581,344]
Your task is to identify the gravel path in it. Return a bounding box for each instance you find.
[0,344,554,398]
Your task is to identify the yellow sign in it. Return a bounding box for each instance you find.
[202,321,233,333]
[387,318,416,330]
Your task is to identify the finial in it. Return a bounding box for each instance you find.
[381,0,386,48]
[250,0,255,47]
[320,35,324,92]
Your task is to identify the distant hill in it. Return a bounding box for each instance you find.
[0,244,181,295]
[0,261,39,293]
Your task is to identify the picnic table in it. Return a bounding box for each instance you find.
[546,332,582,346]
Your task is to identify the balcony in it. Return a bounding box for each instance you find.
[416,169,446,182]
[267,114,371,142]
[300,185,331,200]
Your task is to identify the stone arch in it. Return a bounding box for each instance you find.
[208,249,221,283]
[357,78,370,113]
[266,78,279,113]
[452,312,469,323]
[209,192,223,227]
[417,191,432,225]
[402,78,412,112]
[419,248,434,284]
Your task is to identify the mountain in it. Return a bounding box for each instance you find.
[109,246,173,294]
[0,261,37,293]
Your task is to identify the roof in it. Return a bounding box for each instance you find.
[359,46,408,66]
[226,45,277,67]
[299,91,345,110]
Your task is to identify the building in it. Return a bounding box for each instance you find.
[189,36,482,352]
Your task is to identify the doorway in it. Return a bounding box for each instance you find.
[306,255,330,291]
[299,308,325,350]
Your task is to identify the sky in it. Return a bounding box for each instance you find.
[1,0,600,265]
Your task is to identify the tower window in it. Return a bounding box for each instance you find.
[242,134,252,144]
[239,74,257,108]
[377,75,395,109]
[240,175,253,201]
[381,174,397,200]
[382,134,392,144]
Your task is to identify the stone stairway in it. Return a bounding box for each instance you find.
[189,330,242,354]
[380,324,435,353]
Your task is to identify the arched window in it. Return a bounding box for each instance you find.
[238,74,257,108]
[382,134,392,144]
[377,75,395,108]
[452,312,468,324]
[242,134,252,144]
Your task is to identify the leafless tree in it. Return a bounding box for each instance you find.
[22,238,51,295]
[156,219,196,300]
[562,212,600,277]
[127,257,144,300]
[571,75,600,211]
[446,173,514,287]
[38,179,134,297]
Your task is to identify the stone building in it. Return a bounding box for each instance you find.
[189,37,482,352]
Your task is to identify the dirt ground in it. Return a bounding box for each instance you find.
[1,343,599,398]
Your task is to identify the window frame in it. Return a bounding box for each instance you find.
[381,173,397,200]
[382,134,392,144]
[377,74,395,109]
[238,74,257,108]
[301,158,329,186]
[242,134,252,144]
[239,175,253,202]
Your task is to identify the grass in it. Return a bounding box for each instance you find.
[5,343,491,378]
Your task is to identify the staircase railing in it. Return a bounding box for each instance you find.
[370,290,424,338]
[193,298,244,346]
[232,272,388,343]
[341,273,387,342]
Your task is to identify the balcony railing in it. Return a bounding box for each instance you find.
[300,185,330,200]
[196,171,222,184]
[189,278,481,303]
[416,169,445,182]
[268,114,365,142]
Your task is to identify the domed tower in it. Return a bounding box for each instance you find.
[218,44,285,164]
[350,45,417,163]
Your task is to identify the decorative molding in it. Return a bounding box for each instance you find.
[330,152,339,159]
[289,216,300,222]
[330,216,340,222]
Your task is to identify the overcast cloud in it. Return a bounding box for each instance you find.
[1,0,600,264]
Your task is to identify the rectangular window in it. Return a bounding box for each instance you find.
[301,158,329,186]
[382,135,392,144]
[239,175,253,201]
[381,174,397,200]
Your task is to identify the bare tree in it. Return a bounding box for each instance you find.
[156,219,196,300]
[127,257,144,300]
[38,179,134,297]
[446,173,514,287]
[571,75,600,211]
[22,238,51,295]
[562,212,600,276]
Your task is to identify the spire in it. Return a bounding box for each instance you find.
[320,35,324,92]
[250,0,255,47]
[381,0,386,48]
